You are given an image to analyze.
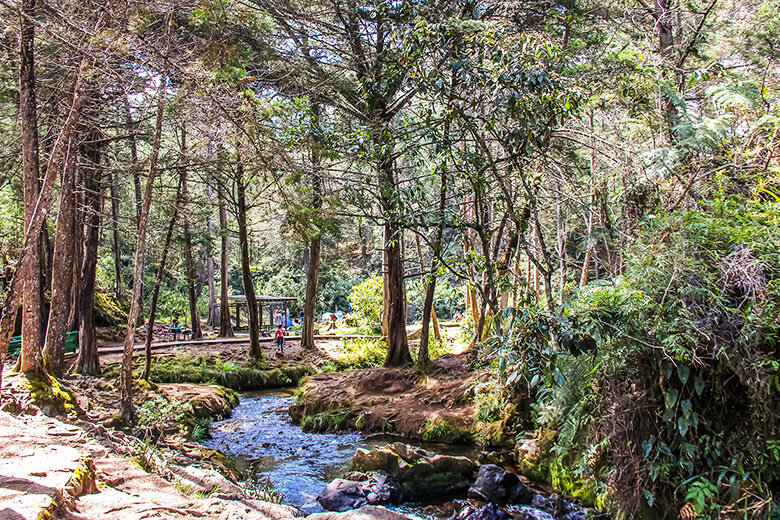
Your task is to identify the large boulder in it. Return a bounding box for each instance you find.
[467,465,535,505]
[350,442,477,500]
[317,472,400,512]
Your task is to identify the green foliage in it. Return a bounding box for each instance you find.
[135,397,193,441]
[421,418,471,443]
[300,411,350,432]
[347,276,383,327]
[330,337,387,370]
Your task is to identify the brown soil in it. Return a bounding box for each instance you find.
[291,353,487,438]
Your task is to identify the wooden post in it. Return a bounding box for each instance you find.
[235,301,241,329]
[259,299,264,334]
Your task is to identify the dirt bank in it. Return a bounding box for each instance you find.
[289,353,486,441]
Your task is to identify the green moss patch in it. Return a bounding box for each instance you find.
[103,354,314,391]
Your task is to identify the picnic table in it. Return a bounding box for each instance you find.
[161,328,193,341]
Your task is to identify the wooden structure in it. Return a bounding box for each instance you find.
[220,295,297,334]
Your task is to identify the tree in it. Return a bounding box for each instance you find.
[17,0,45,378]
[234,152,262,361]
[120,53,169,423]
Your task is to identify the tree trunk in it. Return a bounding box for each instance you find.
[301,108,323,350]
[384,223,411,366]
[43,140,77,377]
[374,119,410,367]
[110,167,123,301]
[0,54,90,388]
[181,126,202,339]
[18,0,45,378]
[418,166,447,368]
[236,156,262,361]
[217,181,234,337]
[120,72,167,424]
[124,94,144,322]
[75,133,103,376]
[302,236,321,348]
[143,177,183,380]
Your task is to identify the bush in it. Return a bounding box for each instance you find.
[500,196,780,518]
[347,276,383,326]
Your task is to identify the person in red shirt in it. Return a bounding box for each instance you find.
[275,326,285,354]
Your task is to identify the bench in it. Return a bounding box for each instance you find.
[8,331,77,356]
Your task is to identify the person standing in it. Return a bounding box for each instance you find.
[275,325,285,354]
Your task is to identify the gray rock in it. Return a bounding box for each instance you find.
[467,464,535,505]
[455,503,512,520]
[317,472,400,512]
[350,442,477,500]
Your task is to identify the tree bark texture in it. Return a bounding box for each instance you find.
[0,54,91,387]
[18,0,45,378]
[301,111,323,350]
[75,133,103,376]
[43,141,77,377]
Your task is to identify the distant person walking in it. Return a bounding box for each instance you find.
[275,325,285,354]
[275,309,283,327]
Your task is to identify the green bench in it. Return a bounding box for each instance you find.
[8,331,78,356]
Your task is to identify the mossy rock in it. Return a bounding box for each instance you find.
[94,291,127,326]
[26,375,79,416]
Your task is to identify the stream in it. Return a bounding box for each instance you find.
[202,390,477,516]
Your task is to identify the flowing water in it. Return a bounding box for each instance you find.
[203,390,476,514]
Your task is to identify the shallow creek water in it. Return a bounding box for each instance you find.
[202,389,476,515]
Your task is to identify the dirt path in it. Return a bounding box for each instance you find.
[0,372,410,520]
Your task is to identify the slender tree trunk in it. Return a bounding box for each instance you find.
[205,182,219,328]
[75,133,103,376]
[180,126,202,339]
[18,0,45,378]
[124,94,143,321]
[0,54,90,388]
[120,71,167,424]
[217,181,233,337]
[143,177,183,380]
[43,141,77,377]
[418,277,436,367]
[414,234,442,344]
[555,177,567,304]
[301,107,323,349]
[110,167,123,301]
[235,156,262,360]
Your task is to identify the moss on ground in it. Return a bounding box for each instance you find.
[26,375,78,416]
[300,410,351,432]
[421,418,471,443]
[103,354,314,392]
[517,428,607,508]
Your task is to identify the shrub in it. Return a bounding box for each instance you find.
[348,276,383,325]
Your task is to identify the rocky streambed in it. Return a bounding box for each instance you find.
[203,391,601,520]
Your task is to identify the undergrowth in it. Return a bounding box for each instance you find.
[484,195,780,519]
